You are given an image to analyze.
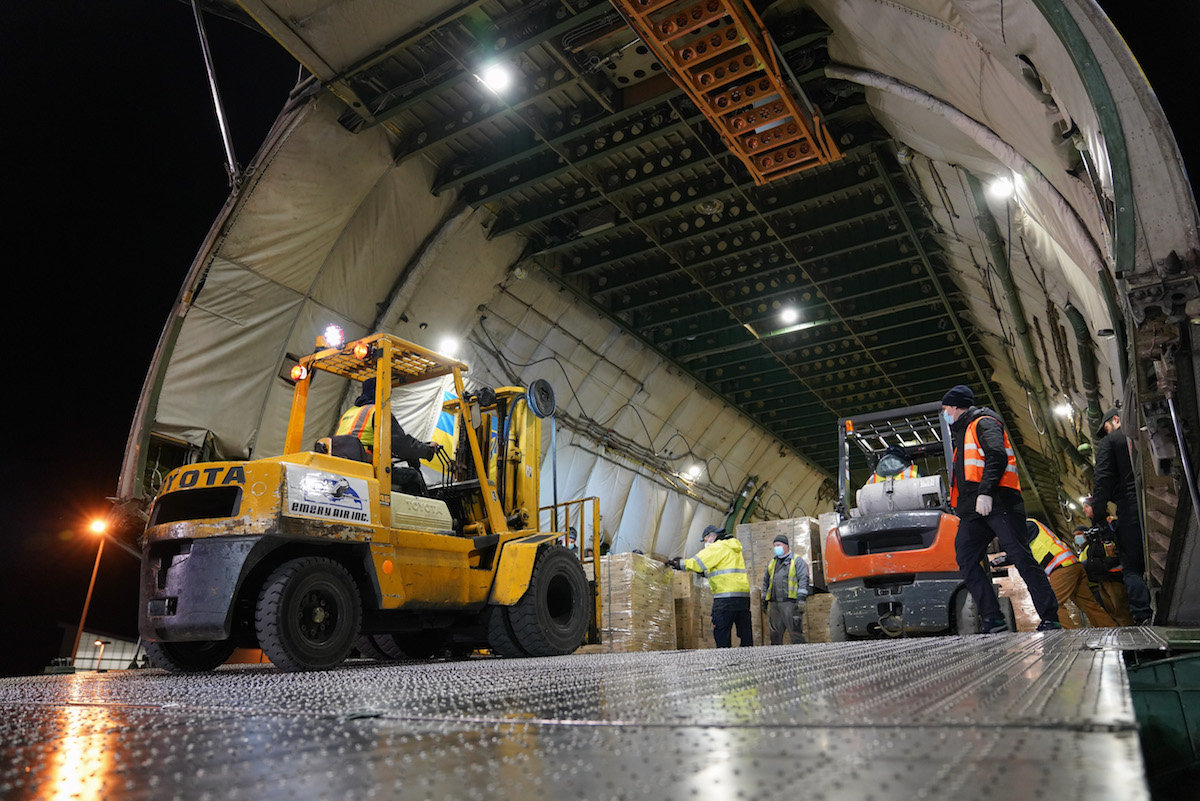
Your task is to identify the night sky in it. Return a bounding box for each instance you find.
[1,1,1194,677]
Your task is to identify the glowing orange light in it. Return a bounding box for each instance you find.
[353,342,371,360]
[290,364,308,381]
[89,519,106,535]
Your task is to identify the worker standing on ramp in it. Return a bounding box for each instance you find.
[940,385,1061,632]
[669,525,753,647]
[761,534,809,644]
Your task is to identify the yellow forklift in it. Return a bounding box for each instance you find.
[139,330,600,671]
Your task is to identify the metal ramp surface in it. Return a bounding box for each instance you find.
[0,629,1165,799]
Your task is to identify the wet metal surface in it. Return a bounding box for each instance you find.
[0,628,1165,799]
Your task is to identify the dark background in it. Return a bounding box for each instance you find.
[0,1,1195,677]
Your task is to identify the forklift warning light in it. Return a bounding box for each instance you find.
[290,364,308,381]
[845,421,854,433]
[353,342,371,360]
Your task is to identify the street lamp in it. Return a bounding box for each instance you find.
[71,519,108,666]
[94,640,110,671]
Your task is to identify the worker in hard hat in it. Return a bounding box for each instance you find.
[667,525,752,647]
[761,534,809,644]
[867,444,919,485]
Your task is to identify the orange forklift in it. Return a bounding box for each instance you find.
[823,401,1014,639]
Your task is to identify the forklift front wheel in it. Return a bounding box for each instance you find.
[145,639,237,673]
[256,556,362,672]
[828,598,849,642]
[507,546,590,656]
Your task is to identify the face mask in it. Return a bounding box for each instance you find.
[1074,535,1087,546]
[773,545,785,557]
[942,409,956,425]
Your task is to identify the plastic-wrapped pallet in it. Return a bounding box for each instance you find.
[673,571,714,649]
[582,552,677,653]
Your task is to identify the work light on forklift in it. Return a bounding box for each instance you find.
[290,364,308,381]
[318,324,345,349]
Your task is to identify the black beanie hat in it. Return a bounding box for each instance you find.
[941,384,974,408]
[772,534,789,546]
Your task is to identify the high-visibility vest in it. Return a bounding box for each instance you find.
[684,538,750,599]
[1027,519,1078,575]
[951,414,1020,506]
[868,464,919,484]
[765,554,806,601]
[336,404,376,451]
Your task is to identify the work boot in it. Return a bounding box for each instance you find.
[1035,620,1064,631]
[982,619,1008,634]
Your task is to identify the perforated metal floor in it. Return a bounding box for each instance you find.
[0,628,1165,800]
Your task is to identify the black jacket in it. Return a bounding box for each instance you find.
[950,406,1024,518]
[1091,426,1137,523]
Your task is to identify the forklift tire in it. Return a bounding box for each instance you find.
[371,634,410,660]
[485,604,530,657]
[355,635,393,661]
[953,589,981,635]
[145,639,236,673]
[828,598,849,642]
[256,556,361,672]
[508,546,591,656]
[999,595,1016,633]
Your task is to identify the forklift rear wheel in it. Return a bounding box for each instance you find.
[145,639,236,673]
[509,546,591,656]
[355,634,393,661]
[828,598,848,642]
[953,589,981,634]
[256,556,361,672]
[485,604,530,657]
[999,595,1016,632]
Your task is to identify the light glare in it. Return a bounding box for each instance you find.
[89,519,106,534]
[323,324,345,348]
[780,307,799,325]
[987,176,1014,199]
[438,337,459,356]
[1053,403,1073,417]
[481,64,512,92]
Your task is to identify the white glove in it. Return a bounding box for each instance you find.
[975,494,993,516]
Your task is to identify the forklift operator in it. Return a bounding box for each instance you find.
[867,444,919,484]
[337,377,443,493]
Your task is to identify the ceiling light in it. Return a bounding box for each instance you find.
[987,176,1014,199]
[780,307,799,325]
[438,337,459,356]
[1053,403,1073,417]
[695,199,724,215]
[480,64,512,93]
[684,464,702,481]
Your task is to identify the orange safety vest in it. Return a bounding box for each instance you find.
[868,464,919,484]
[951,414,1020,506]
[1027,519,1078,575]
[336,404,376,452]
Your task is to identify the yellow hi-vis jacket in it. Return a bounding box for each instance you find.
[763,553,809,602]
[336,404,376,451]
[1027,519,1078,575]
[683,538,750,599]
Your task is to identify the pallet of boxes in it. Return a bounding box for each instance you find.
[736,516,832,643]
[579,553,677,652]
